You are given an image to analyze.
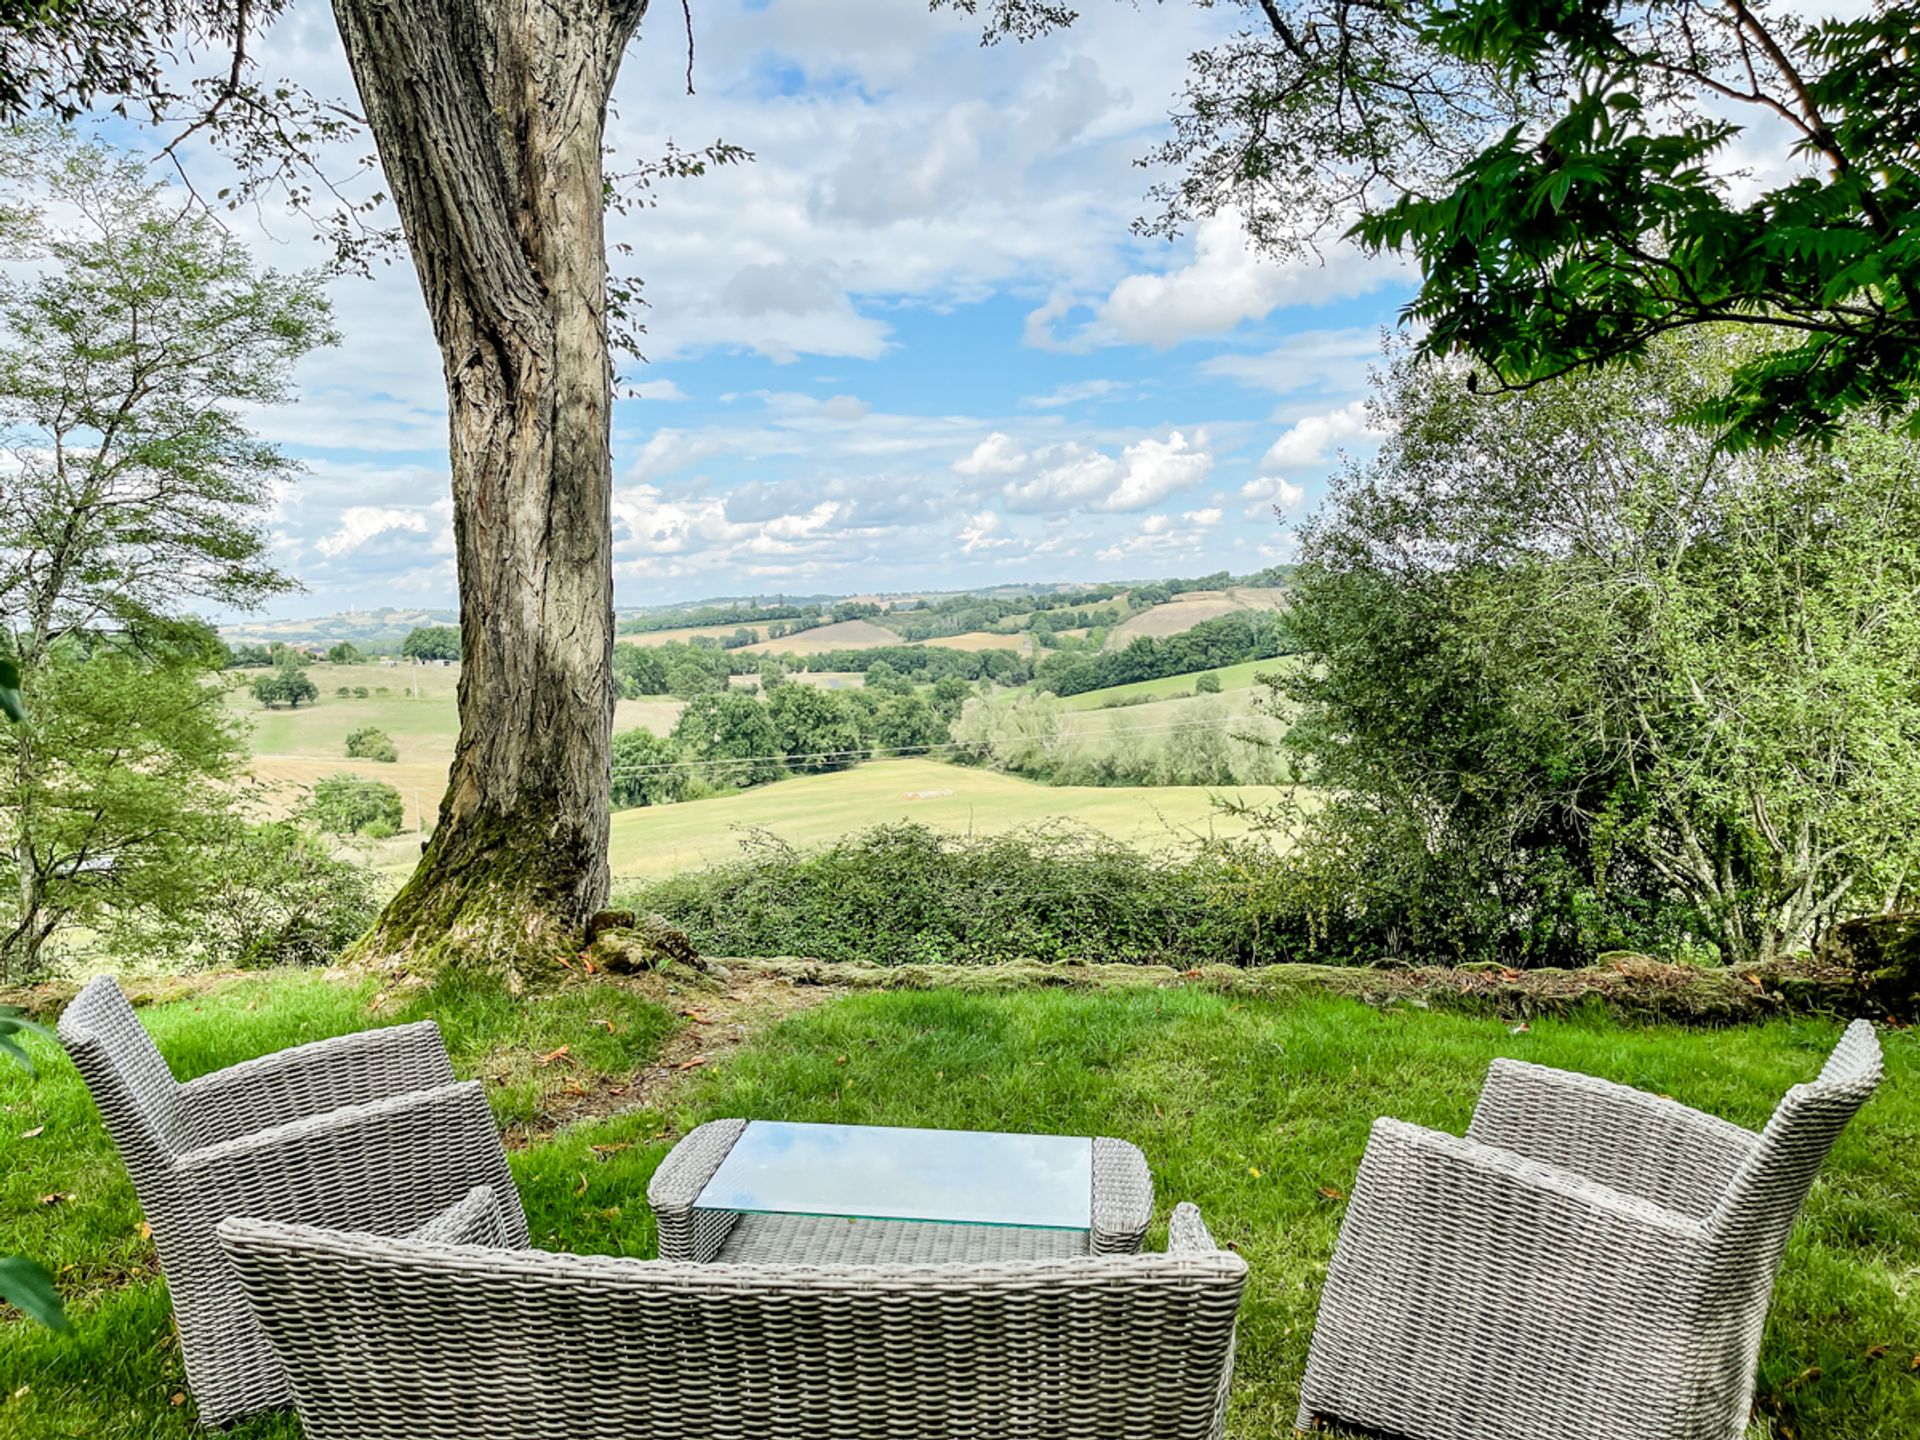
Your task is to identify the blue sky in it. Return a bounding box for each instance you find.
[141,0,1416,617]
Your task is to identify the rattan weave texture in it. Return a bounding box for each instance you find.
[219,1192,1247,1440]
[649,1118,1154,1261]
[58,975,526,1425]
[1295,1020,1884,1440]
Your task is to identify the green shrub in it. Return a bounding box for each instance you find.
[623,822,1334,967]
[345,725,399,762]
[1194,670,1222,694]
[334,685,351,698]
[301,774,405,836]
[190,822,379,966]
[353,685,370,698]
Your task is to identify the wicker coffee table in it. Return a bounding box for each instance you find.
[649,1118,1153,1264]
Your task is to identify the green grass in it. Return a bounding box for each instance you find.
[1039,656,1293,711]
[3,977,1914,1437]
[606,757,1283,878]
[0,971,676,1439]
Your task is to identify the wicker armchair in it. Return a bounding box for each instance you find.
[1296,1020,1884,1440]
[58,975,527,1426]
[219,1185,1246,1440]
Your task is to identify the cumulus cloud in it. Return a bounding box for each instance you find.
[315,506,429,558]
[1200,327,1385,398]
[1029,214,1402,351]
[953,432,1032,477]
[1258,400,1375,472]
[1099,430,1212,510]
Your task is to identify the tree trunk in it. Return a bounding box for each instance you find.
[331,0,644,977]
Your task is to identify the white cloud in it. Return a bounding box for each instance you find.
[1201,327,1384,398]
[1030,213,1402,351]
[1018,378,1125,409]
[1099,430,1213,511]
[953,432,1031,477]
[315,506,429,558]
[629,379,688,402]
[958,510,1014,554]
[1257,400,1374,472]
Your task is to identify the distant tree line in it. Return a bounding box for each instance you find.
[609,674,974,809]
[1034,612,1296,697]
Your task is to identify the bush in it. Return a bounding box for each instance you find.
[192,822,379,966]
[345,725,399,763]
[301,774,406,836]
[334,685,351,697]
[1194,670,1222,694]
[353,685,370,699]
[624,822,1329,967]
[610,728,693,808]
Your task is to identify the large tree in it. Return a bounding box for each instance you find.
[0,128,331,972]
[952,0,1920,448]
[1279,332,1920,966]
[0,1,741,975]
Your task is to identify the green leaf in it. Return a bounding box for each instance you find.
[0,655,21,723]
[0,1255,71,1332]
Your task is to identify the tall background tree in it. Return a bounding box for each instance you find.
[0,0,744,978]
[1274,332,1920,966]
[950,0,1920,447]
[0,127,335,974]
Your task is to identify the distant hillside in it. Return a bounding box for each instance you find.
[1104,587,1287,649]
[221,607,459,652]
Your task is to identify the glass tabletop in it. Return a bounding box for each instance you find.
[696,1120,1094,1231]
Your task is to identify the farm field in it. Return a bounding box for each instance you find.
[740,619,898,655]
[921,630,1029,653]
[616,622,764,647]
[1049,657,1292,711]
[231,662,683,824]
[1103,586,1286,648]
[606,758,1281,878]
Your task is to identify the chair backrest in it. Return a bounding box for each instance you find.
[218,1216,1249,1440]
[57,976,182,1178]
[1709,1019,1883,1261]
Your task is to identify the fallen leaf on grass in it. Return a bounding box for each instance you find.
[562,1082,587,1097]
[537,1045,573,1068]
[1509,1022,1531,1035]
[1317,1186,1346,1201]
[598,1019,618,1034]
[1780,1366,1820,1393]
[1745,973,1765,989]
[1499,968,1522,983]
[1864,1343,1890,1361]
[170,1392,186,1407]
[676,1056,709,1071]
[834,1054,849,1066]
[680,1010,711,1025]
[137,1221,152,1241]
[18,1125,43,1139]
[37,1192,73,1206]
[573,1173,589,1197]
[591,1143,631,1157]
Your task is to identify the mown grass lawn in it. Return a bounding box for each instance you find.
[2,977,1915,1439]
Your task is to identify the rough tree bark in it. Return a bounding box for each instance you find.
[331,0,646,976]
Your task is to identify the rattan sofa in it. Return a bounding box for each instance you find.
[219,1183,1248,1440]
[1296,1019,1884,1440]
[58,975,526,1425]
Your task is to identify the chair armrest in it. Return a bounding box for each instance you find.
[1167,1201,1222,1255]
[1092,1137,1153,1254]
[648,1118,747,1262]
[1468,1058,1758,1217]
[175,1081,527,1246]
[1366,1118,1703,1240]
[176,1020,455,1152]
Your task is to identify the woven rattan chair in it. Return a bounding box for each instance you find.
[1296,1020,1884,1440]
[219,1184,1248,1440]
[649,1117,1156,1262]
[58,975,527,1426]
